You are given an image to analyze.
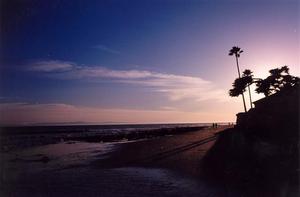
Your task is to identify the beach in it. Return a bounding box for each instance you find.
[0,125,232,197]
[93,126,230,176]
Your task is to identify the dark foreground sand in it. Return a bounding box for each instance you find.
[93,126,231,177]
[1,126,233,197]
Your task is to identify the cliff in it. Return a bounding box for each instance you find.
[236,85,299,142]
[202,85,299,196]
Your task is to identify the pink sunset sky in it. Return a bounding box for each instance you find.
[0,0,299,125]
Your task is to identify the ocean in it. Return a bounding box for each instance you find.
[0,123,226,197]
[0,123,223,151]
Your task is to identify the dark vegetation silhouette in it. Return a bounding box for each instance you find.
[229,76,248,96]
[229,46,247,112]
[203,47,299,196]
[242,69,254,108]
[255,66,299,97]
[229,65,299,108]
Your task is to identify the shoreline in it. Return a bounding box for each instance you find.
[0,125,211,152]
[92,126,232,178]
[1,125,232,197]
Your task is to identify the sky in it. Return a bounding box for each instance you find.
[0,0,299,125]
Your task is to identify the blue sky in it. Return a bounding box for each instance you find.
[0,0,299,125]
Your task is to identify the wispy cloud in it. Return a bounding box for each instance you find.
[160,106,177,111]
[69,66,153,79]
[29,60,75,72]
[93,45,120,54]
[28,60,228,102]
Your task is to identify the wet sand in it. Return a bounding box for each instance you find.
[93,126,231,177]
[1,126,232,197]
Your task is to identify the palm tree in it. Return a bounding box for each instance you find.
[229,77,248,97]
[242,69,254,109]
[229,46,247,112]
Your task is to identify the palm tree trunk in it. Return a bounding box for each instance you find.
[235,56,247,112]
[241,89,247,112]
[247,84,253,108]
[235,56,242,78]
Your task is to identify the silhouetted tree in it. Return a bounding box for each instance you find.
[242,69,254,108]
[255,78,272,97]
[229,77,248,97]
[255,66,299,96]
[229,46,247,112]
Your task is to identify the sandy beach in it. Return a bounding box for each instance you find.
[1,125,232,197]
[93,126,231,176]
